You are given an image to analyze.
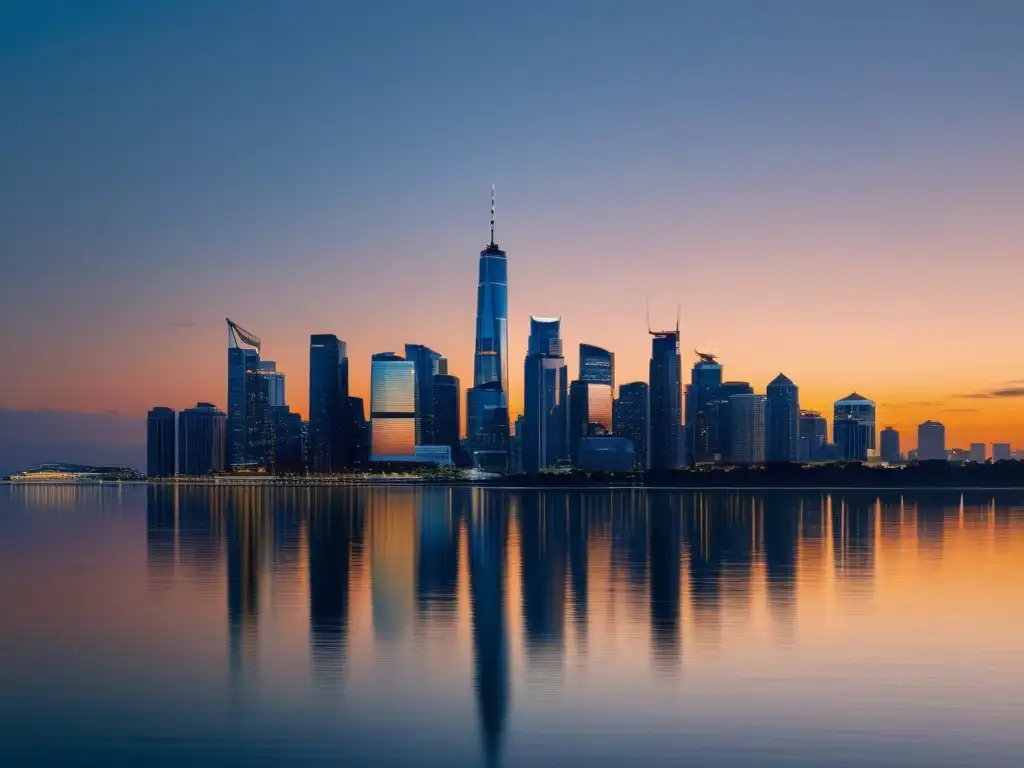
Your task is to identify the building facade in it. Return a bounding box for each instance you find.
[260,361,286,407]
[993,443,1013,462]
[969,443,986,463]
[917,420,946,461]
[147,407,176,477]
[685,353,723,463]
[614,381,649,470]
[226,318,261,468]
[648,322,683,471]
[799,410,829,462]
[309,334,349,472]
[765,373,799,462]
[880,426,901,463]
[834,393,877,453]
[467,190,510,468]
[178,402,226,476]
[405,344,446,445]
[729,394,766,465]
[834,415,870,462]
[432,373,461,465]
[370,352,417,461]
[523,317,568,472]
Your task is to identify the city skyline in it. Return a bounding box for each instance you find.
[3,3,1024,452]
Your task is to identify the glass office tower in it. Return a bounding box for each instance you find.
[523,317,568,472]
[467,190,510,468]
[147,407,176,477]
[178,402,227,476]
[614,382,648,470]
[685,352,723,463]
[370,352,417,461]
[405,344,446,445]
[433,373,461,464]
[648,321,682,471]
[226,318,261,468]
[834,393,876,453]
[765,373,799,462]
[309,334,349,472]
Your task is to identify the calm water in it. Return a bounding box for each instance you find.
[1,486,1023,767]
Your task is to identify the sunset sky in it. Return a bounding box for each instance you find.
[2,1,1024,450]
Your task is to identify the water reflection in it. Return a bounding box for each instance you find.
[6,485,1020,765]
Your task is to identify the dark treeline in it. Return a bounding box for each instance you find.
[499,461,1024,488]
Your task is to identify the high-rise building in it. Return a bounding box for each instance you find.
[917,420,946,461]
[146,407,176,477]
[648,316,682,471]
[568,381,614,464]
[433,373,461,463]
[370,353,417,461]
[245,362,273,468]
[270,405,304,473]
[834,393,876,453]
[765,373,799,462]
[178,402,226,476]
[834,415,870,462]
[613,382,649,470]
[347,396,369,465]
[685,352,723,463]
[579,343,615,387]
[969,443,986,463]
[523,317,568,472]
[259,361,286,407]
[799,410,829,462]
[226,318,261,467]
[993,443,1013,462]
[309,334,349,473]
[730,394,766,465]
[703,381,754,463]
[467,188,510,468]
[880,426,901,463]
[405,344,446,445]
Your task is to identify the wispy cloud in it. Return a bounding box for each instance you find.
[940,408,979,413]
[955,386,1024,400]
[880,400,942,408]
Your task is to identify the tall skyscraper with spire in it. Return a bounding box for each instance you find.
[466,187,510,469]
[648,308,683,471]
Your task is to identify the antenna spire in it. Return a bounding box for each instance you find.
[489,184,495,247]
[645,296,652,334]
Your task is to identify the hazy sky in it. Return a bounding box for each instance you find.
[2,0,1024,449]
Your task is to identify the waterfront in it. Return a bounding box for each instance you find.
[1,485,1023,766]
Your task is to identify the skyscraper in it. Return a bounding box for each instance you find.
[969,443,986,463]
[309,334,349,473]
[433,373,461,464]
[347,396,369,465]
[259,361,286,407]
[614,382,649,470]
[523,317,568,472]
[405,344,446,445]
[147,407,176,477]
[178,402,226,476]
[993,443,1013,462]
[370,352,417,461]
[765,373,799,462]
[685,352,723,463]
[569,344,614,463]
[917,420,946,461]
[799,411,829,461]
[648,314,682,471]
[880,426,901,463]
[703,381,754,463]
[730,394,766,465]
[834,393,876,453]
[270,405,304,473]
[226,318,260,467]
[834,415,870,461]
[467,188,510,468]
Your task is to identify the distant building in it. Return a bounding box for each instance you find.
[685,352,723,463]
[765,373,799,462]
[465,382,509,471]
[226,318,261,468]
[347,396,369,465]
[405,344,446,445]
[259,361,286,407]
[799,411,829,462]
[649,319,683,471]
[917,420,946,461]
[270,405,304,473]
[577,436,636,473]
[146,407,176,477]
[1014,449,1024,461]
[947,448,971,462]
[880,426,901,463]
[969,443,986,463]
[613,382,649,470]
[309,334,349,472]
[579,343,615,387]
[705,381,754,463]
[834,393,876,454]
[412,445,453,466]
[730,394,766,465]
[370,352,417,462]
[993,443,1013,462]
[834,415,870,462]
[568,380,613,463]
[523,317,568,472]
[432,373,461,464]
[178,402,226,476]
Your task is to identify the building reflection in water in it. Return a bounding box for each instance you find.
[135,485,1023,759]
[309,488,364,684]
[467,489,510,767]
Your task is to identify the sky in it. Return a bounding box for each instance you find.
[2,0,1024,454]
